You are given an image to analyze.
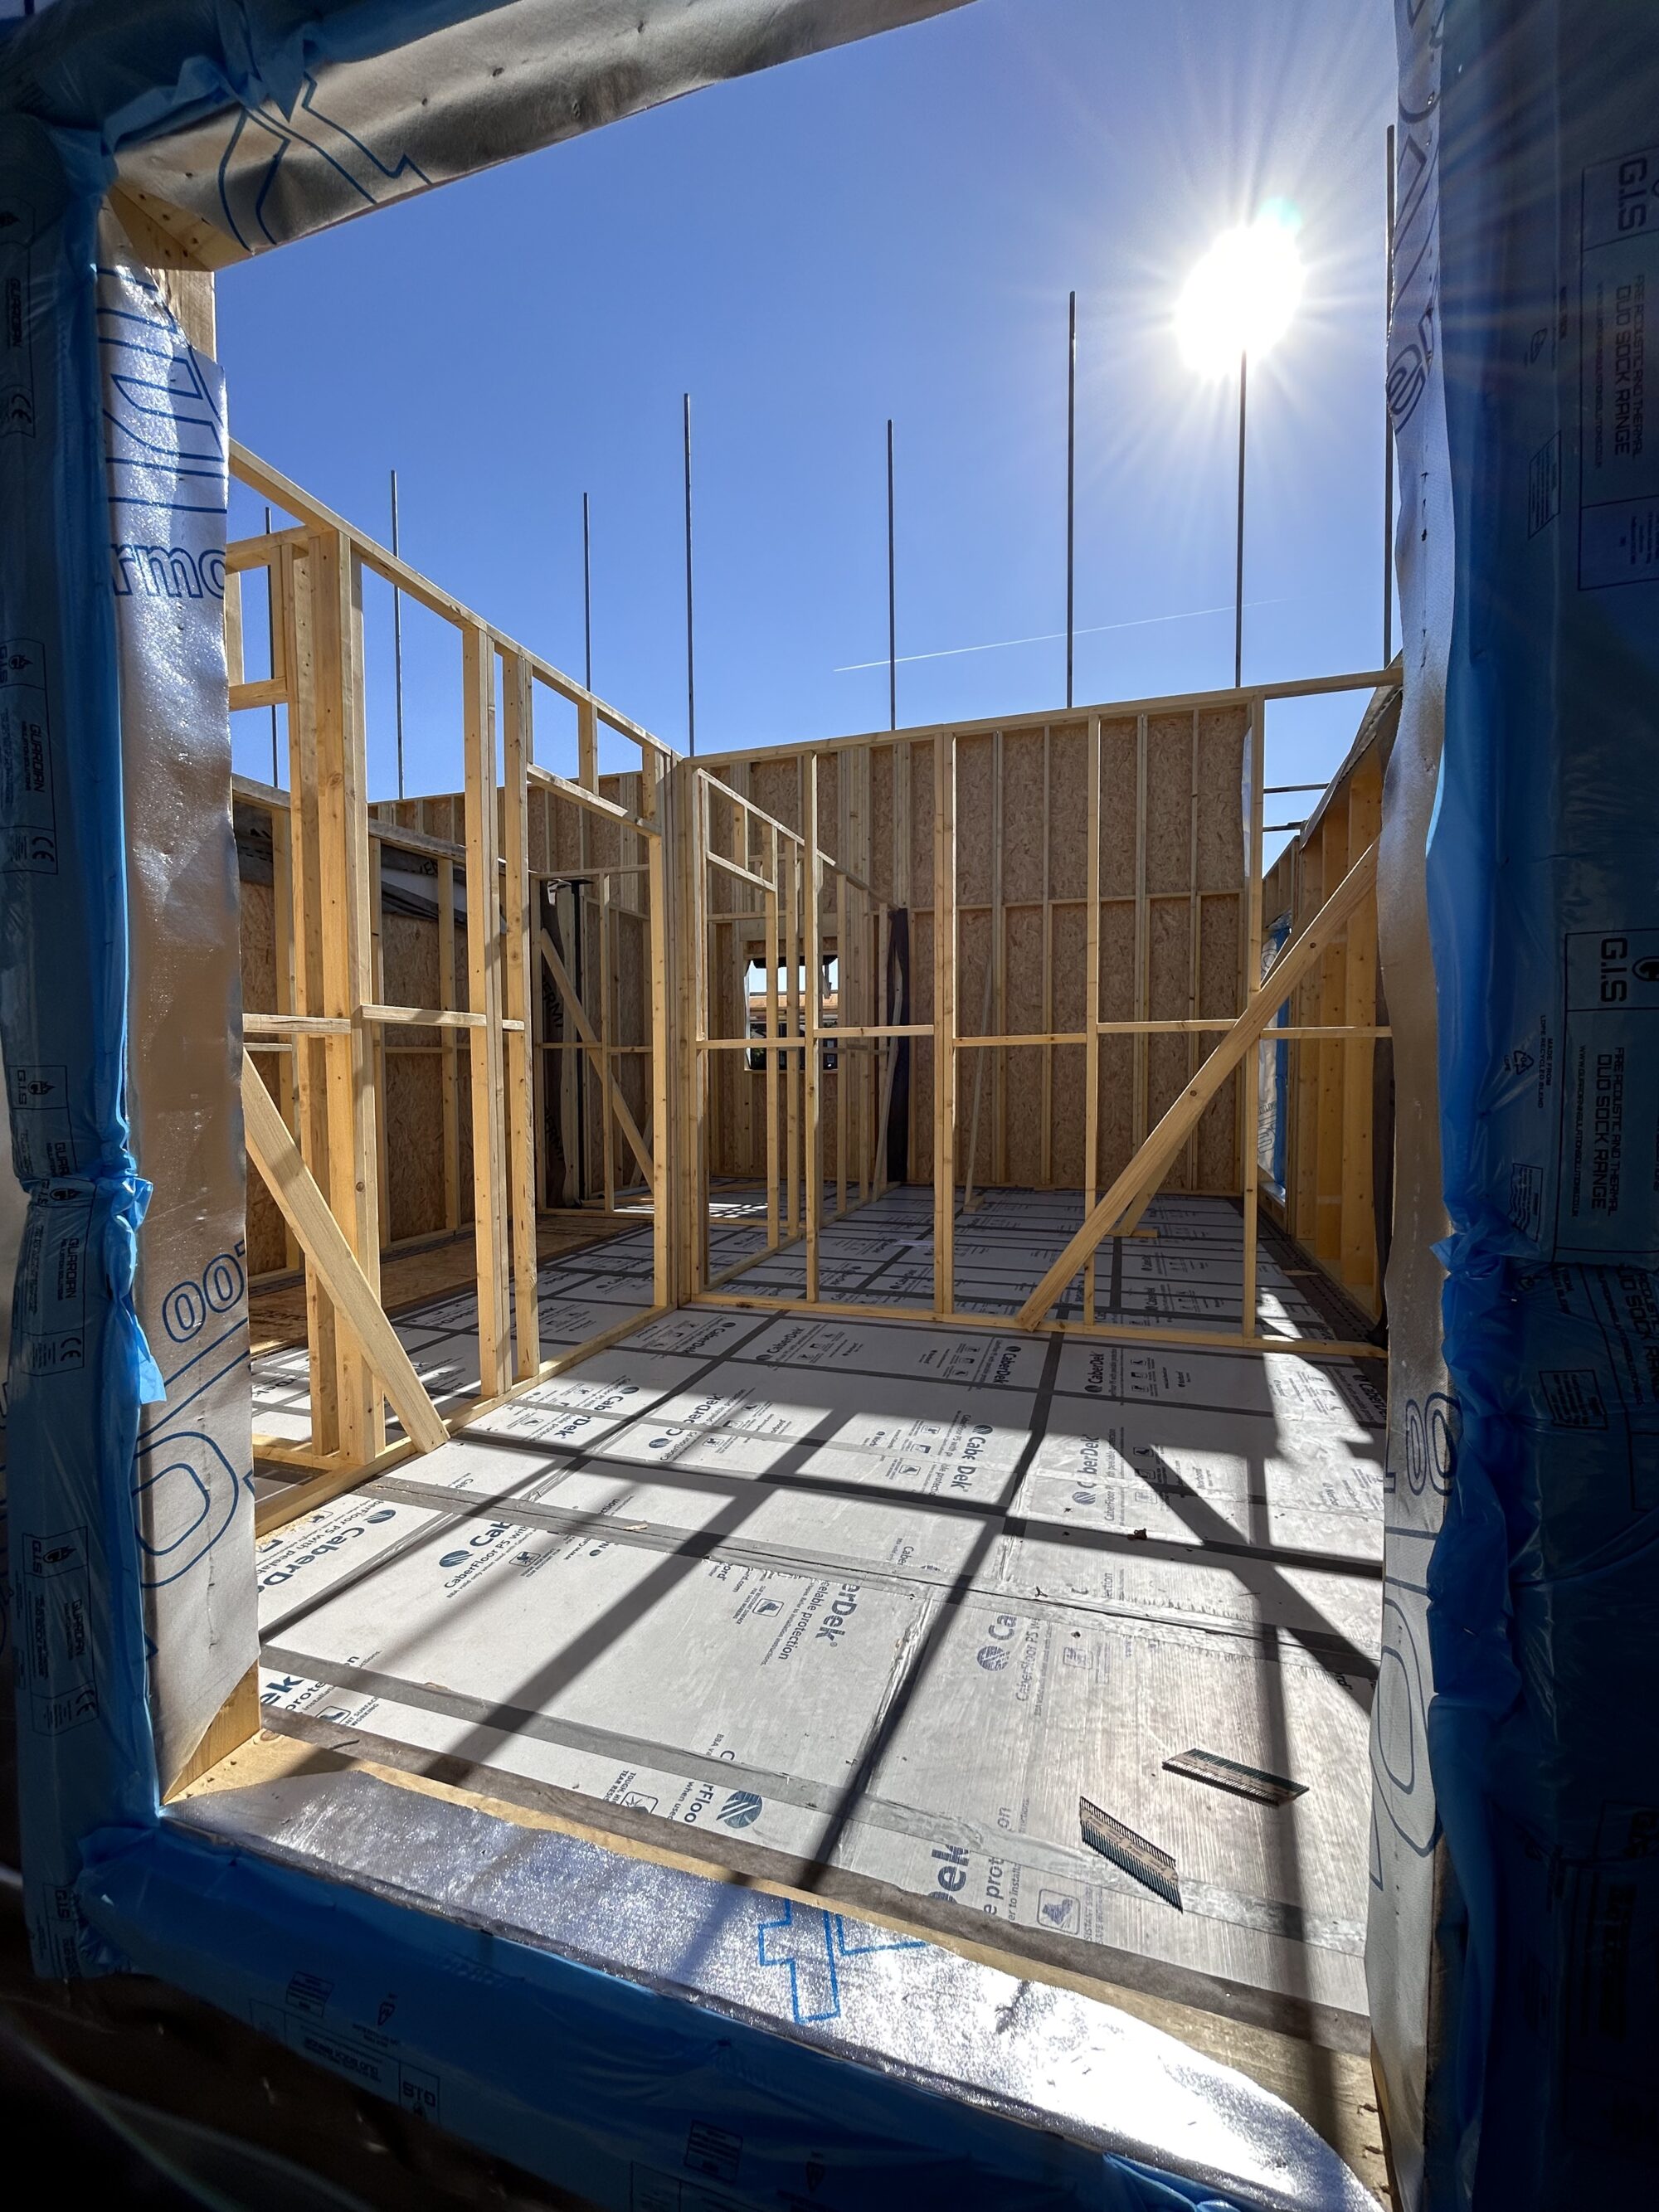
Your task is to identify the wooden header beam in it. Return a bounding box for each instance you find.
[692,668,1397,772]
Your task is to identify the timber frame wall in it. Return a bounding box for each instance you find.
[226,443,673,1535]
[682,686,1390,1359]
[237,773,657,1269]
[225,439,1392,1545]
[697,711,1255,1200]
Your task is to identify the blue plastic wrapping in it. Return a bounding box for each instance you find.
[75,1817,1263,2212]
[1423,2,1659,2202]
[0,105,165,1972]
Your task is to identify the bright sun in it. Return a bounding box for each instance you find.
[1175,208,1306,377]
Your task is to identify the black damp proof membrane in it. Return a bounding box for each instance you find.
[1078,1796,1182,1910]
[1162,1748,1306,1807]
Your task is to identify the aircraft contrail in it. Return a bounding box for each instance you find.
[834,596,1288,674]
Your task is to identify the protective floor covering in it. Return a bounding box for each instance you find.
[252,1191,1386,2049]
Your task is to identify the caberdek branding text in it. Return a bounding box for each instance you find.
[438,1519,513,1574]
[930,1843,1013,1914]
[948,1420,995,1490]
[258,1509,397,1590]
[815,1583,860,1643]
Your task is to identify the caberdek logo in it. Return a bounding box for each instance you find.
[436,1520,513,1573]
[718,1790,763,1829]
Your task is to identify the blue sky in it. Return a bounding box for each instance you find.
[221,0,1396,857]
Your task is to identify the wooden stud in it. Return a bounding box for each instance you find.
[1340,757,1382,1300]
[644,750,673,1308]
[369,837,391,1252]
[1082,714,1102,1325]
[435,853,463,1232]
[277,541,339,1456]
[463,623,510,1399]
[269,802,301,1274]
[222,568,245,687]
[1184,711,1202,1191]
[803,758,823,1298]
[873,903,895,1195]
[1314,792,1350,1270]
[932,732,956,1319]
[835,867,849,1219]
[1040,726,1053,1189]
[991,729,1007,1188]
[766,824,781,1252]
[501,651,542,1381]
[1239,693,1267,1337]
[310,531,382,1465]
[790,839,804,1238]
[693,775,711,1291]
[1132,713,1150,1151]
[598,872,617,1213]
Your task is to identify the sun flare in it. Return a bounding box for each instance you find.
[1175,208,1306,376]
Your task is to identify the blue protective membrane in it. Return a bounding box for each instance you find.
[76,1817,1256,2212]
[0,106,164,1972]
[1424,4,1659,2204]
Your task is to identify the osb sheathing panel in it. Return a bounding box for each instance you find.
[1045,723,1089,901]
[1009,721,1044,902]
[382,912,440,1014]
[240,875,278,1009]
[1098,902,1136,1023]
[909,737,936,909]
[1098,718,1137,899]
[244,1107,288,1276]
[386,1052,447,1238]
[956,736,995,912]
[1146,714,1197,892]
[1199,891,1243,1189]
[1196,707,1248,890]
[816,752,841,867]
[749,757,803,839]
[1048,905,1087,1189]
[1148,902,1195,1184]
[1002,906,1047,1187]
[956,909,992,1187]
[377,909,455,1242]
[868,746,897,907]
[1097,902,1136,1186]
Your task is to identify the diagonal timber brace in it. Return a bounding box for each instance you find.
[241,1050,450,1453]
[1014,841,1379,1330]
[538,926,655,1184]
